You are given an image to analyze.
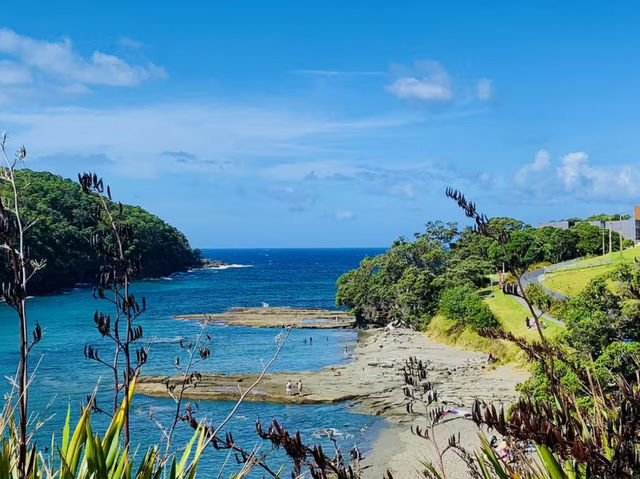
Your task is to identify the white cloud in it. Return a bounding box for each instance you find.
[389,183,416,198]
[558,151,589,190]
[532,149,550,170]
[0,60,32,85]
[514,149,640,202]
[387,61,452,102]
[0,28,165,101]
[291,70,384,77]
[118,37,143,50]
[514,149,550,185]
[335,210,354,220]
[264,185,315,210]
[476,78,493,100]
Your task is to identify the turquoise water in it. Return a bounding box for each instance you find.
[0,248,386,476]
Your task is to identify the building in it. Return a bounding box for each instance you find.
[538,206,640,243]
[538,220,571,230]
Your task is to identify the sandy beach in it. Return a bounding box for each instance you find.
[138,326,526,478]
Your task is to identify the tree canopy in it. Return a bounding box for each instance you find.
[0,169,201,294]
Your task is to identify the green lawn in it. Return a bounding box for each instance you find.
[571,244,640,268]
[541,245,640,297]
[484,287,562,339]
[542,264,612,297]
[427,287,562,365]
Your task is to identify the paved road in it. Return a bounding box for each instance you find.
[521,267,569,301]
[509,294,564,326]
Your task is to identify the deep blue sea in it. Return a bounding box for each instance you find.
[0,248,386,476]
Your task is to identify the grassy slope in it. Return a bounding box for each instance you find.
[427,287,562,365]
[542,245,640,297]
[542,264,612,297]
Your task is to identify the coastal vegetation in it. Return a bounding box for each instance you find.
[335,214,621,329]
[438,285,497,330]
[404,189,640,478]
[428,286,563,365]
[0,169,201,295]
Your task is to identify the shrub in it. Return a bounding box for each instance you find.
[549,298,570,321]
[527,261,552,272]
[594,341,640,385]
[439,285,499,330]
[525,283,552,312]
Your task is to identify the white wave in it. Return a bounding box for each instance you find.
[311,428,353,439]
[208,264,252,270]
[146,336,186,344]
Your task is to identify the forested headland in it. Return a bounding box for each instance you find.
[0,169,201,294]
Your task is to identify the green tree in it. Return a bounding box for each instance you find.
[534,226,580,263]
[439,284,498,330]
[573,221,606,255]
[0,170,200,294]
[488,228,545,275]
[336,236,447,327]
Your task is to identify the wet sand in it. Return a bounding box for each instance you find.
[138,327,526,478]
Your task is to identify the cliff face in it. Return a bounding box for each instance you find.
[0,169,200,294]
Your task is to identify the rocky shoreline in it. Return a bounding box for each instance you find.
[137,327,526,478]
[174,306,355,329]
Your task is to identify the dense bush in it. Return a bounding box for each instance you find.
[336,236,447,327]
[439,285,499,330]
[519,273,640,406]
[0,169,200,294]
[594,341,640,385]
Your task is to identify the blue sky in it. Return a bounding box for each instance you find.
[1,1,640,247]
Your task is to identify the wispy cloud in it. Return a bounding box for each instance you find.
[118,37,143,50]
[387,60,452,102]
[3,103,420,179]
[476,78,493,100]
[264,185,316,211]
[0,60,32,85]
[291,69,384,77]
[261,158,483,201]
[335,209,355,220]
[162,150,198,161]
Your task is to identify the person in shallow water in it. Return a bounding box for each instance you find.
[344,346,348,357]
[286,380,292,396]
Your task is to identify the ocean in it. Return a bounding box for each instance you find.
[0,248,386,476]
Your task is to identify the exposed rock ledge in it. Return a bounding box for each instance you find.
[174,307,355,329]
[137,328,524,414]
[137,328,528,478]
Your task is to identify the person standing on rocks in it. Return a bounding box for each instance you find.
[286,380,292,396]
[297,379,303,396]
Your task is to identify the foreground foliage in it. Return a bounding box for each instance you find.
[0,380,206,479]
